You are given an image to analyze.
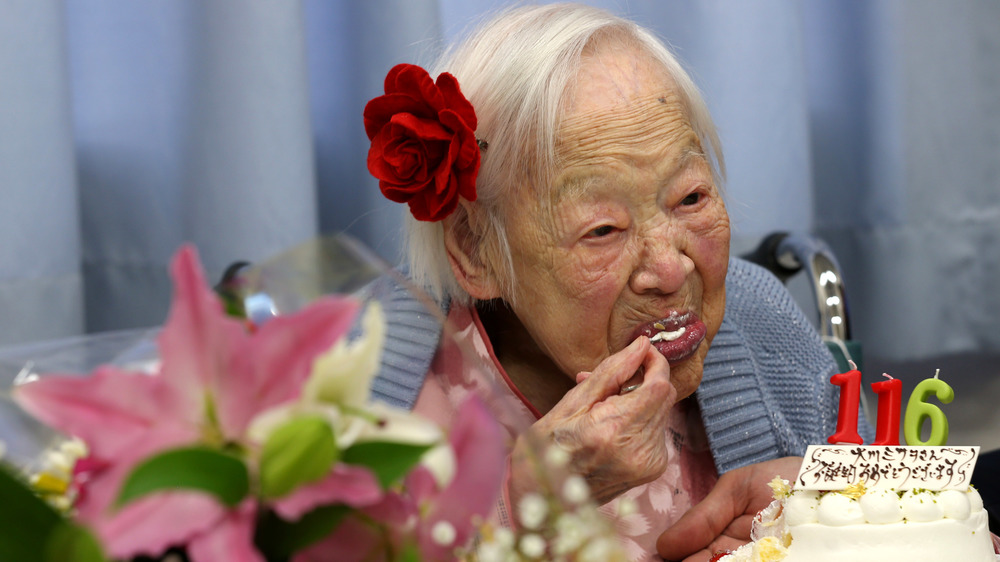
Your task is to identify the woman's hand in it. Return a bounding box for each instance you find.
[655,456,803,561]
[509,336,677,506]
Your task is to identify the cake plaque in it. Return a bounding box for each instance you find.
[796,445,979,491]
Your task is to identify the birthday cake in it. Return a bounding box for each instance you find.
[714,446,996,562]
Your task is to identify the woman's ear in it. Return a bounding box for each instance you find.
[443,201,503,301]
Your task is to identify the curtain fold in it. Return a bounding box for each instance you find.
[67,1,193,334]
[182,1,318,272]
[0,0,83,345]
[305,0,442,263]
[64,0,319,333]
[1,0,998,362]
[806,0,1000,358]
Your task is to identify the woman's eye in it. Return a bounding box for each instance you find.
[680,192,702,206]
[587,225,617,237]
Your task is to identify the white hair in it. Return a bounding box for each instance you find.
[402,3,725,305]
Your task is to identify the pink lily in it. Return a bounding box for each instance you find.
[409,396,505,560]
[14,245,361,561]
[290,396,506,561]
[270,463,383,522]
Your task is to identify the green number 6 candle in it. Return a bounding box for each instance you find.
[903,369,954,446]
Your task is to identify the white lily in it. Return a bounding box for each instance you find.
[302,300,385,406]
[247,301,385,447]
[247,300,450,483]
[355,402,453,488]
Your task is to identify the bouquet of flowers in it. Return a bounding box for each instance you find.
[0,239,506,562]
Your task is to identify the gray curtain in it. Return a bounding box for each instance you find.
[1,0,998,363]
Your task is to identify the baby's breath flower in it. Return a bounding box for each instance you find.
[616,496,639,517]
[562,474,590,504]
[552,512,587,554]
[492,527,515,549]
[578,536,626,562]
[519,533,546,558]
[431,520,457,546]
[517,493,549,530]
[475,542,512,562]
[545,444,570,468]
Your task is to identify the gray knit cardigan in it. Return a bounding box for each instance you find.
[367,257,874,474]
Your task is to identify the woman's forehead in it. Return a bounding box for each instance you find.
[564,43,679,115]
[552,140,706,200]
[507,45,702,211]
[553,88,699,181]
[555,46,694,165]
[557,89,691,149]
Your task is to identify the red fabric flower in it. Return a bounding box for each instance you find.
[364,63,480,222]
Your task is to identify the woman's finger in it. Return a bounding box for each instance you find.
[656,469,748,559]
[677,534,752,562]
[610,343,676,417]
[633,341,673,391]
[575,336,650,398]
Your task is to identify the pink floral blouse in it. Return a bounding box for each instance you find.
[413,305,719,561]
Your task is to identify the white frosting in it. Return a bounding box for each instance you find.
[969,486,985,512]
[817,492,865,526]
[940,489,972,520]
[784,511,994,562]
[858,488,903,524]
[719,485,995,562]
[900,489,944,522]
[650,327,685,342]
[783,490,820,526]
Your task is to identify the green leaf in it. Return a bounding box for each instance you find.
[259,415,338,499]
[397,541,422,562]
[116,446,249,508]
[254,504,351,559]
[44,522,108,562]
[341,441,433,489]
[0,464,109,562]
[0,464,62,562]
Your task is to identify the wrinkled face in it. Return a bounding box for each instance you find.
[499,46,730,399]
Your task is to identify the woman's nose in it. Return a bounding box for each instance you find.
[629,232,694,295]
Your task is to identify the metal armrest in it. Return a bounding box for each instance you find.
[773,233,851,342]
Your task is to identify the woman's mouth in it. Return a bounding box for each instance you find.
[631,312,707,363]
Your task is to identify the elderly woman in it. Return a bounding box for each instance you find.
[363,4,870,560]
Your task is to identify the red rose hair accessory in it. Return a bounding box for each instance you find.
[364,63,482,222]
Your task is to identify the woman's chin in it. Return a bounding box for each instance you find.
[665,351,706,400]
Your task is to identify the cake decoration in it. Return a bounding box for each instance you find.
[904,369,955,446]
[712,365,995,562]
[828,363,865,444]
[870,373,902,445]
[828,363,956,447]
[796,444,979,491]
[713,474,994,562]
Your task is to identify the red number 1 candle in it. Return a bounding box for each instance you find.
[828,361,864,444]
[871,373,902,445]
